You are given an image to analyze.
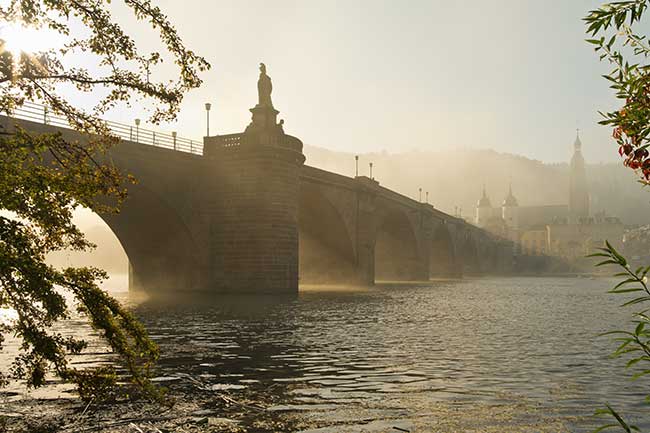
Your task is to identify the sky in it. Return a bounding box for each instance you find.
[9,0,624,163]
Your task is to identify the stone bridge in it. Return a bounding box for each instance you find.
[2,73,513,294]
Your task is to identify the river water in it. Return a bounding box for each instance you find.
[3,277,650,431]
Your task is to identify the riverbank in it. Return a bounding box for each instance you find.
[2,384,296,433]
[2,385,579,433]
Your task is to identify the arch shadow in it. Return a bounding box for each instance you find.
[459,235,480,276]
[374,208,422,282]
[298,184,357,285]
[99,182,202,293]
[430,224,461,278]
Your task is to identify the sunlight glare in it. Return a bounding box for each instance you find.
[0,22,62,59]
[0,307,17,325]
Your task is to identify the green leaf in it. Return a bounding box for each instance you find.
[626,357,646,368]
[588,252,613,258]
[635,322,645,335]
[611,278,640,290]
[599,330,633,337]
[622,296,650,307]
[609,287,644,293]
[631,369,650,380]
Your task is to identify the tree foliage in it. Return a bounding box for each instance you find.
[0,0,209,401]
[588,243,650,432]
[585,2,650,430]
[585,0,650,184]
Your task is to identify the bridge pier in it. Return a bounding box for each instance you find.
[353,178,379,286]
[204,92,305,294]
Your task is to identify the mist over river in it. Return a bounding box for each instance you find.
[3,277,650,432]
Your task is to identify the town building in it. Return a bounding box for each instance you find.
[474,133,624,259]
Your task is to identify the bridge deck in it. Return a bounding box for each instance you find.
[300,165,467,226]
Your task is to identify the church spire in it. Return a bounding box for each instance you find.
[574,129,582,151]
[503,182,518,207]
[569,130,589,219]
[477,184,492,208]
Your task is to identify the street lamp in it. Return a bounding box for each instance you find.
[355,155,359,177]
[419,187,422,202]
[369,162,373,179]
[135,118,140,143]
[205,102,212,136]
[426,191,429,204]
[172,131,177,151]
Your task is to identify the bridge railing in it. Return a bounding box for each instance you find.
[3,101,203,155]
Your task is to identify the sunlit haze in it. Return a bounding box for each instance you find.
[88,0,616,163]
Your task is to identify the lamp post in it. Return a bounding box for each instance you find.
[205,102,212,136]
[426,191,429,204]
[419,187,422,202]
[369,162,373,179]
[135,118,140,143]
[355,155,359,177]
[172,131,177,151]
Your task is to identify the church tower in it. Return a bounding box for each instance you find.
[568,131,590,220]
[502,183,519,230]
[476,185,493,228]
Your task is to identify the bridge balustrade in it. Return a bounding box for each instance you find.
[3,101,203,155]
[208,132,303,152]
[215,133,243,148]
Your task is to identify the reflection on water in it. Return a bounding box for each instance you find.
[3,277,650,431]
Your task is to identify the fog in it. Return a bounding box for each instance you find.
[46,208,128,292]
[302,144,650,224]
[57,142,650,292]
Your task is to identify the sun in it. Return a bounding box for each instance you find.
[0,22,62,59]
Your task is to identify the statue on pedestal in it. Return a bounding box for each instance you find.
[257,63,273,108]
[245,63,281,136]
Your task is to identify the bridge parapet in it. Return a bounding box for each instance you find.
[3,101,202,154]
[203,131,303,157]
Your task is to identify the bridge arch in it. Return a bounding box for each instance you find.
[429,224,460,278]
[298,183,357,285]
[458,234,480,275]
[99,182,202,292]
[479,241,499,274]
[374,208,423,282]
